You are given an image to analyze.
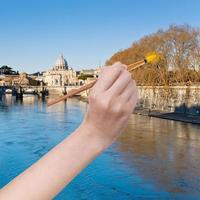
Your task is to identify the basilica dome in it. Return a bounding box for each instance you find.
[54,54,68,70]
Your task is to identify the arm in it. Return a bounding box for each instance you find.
[0,63,138,200]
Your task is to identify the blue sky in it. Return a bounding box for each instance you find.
[0,0,200,73]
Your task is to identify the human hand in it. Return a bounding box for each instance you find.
[81,62,138,149]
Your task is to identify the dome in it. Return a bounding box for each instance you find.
[54,54,68,70]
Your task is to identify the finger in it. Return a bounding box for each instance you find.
[112,62,127,69]
[119,80,136,102]
[107,70,132,96]
[126,87,138,111]
[94,63,125,91]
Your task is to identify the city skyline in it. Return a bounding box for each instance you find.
[1,0,200,73]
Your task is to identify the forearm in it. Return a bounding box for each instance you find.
[0,124,104,200]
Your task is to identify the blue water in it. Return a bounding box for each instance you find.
[0,96,200,199]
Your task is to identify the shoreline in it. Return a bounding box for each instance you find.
[77,96,200,125]
[134,108,200,125]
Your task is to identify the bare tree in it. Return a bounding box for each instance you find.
[106,25,200,86]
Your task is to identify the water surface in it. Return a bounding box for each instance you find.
[0,96,200,199]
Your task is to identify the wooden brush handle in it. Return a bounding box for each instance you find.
[128,60,145,71]
[47,81,97,106]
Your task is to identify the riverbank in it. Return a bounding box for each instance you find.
[150,112,200,125]
[77,96,200,125]
[134,108,200,125]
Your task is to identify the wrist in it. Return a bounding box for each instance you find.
[78,121,112,153]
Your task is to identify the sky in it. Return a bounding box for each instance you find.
[0,0,200,73]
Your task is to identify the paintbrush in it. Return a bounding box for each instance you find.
[47,52,159,107]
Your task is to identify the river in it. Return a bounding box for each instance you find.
[0,96,200,199]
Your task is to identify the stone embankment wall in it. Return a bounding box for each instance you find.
[137,86,200,115]
[46,84,199,116]
[80,86,200,115]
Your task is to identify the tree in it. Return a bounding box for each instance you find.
[78,74,94,81]
[0,65,18,75]
[106,25,200,85]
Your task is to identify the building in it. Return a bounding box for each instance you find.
[12,73,30,86]
[43,55,77,86]
[29,72,44,83]
[0,73,39,86]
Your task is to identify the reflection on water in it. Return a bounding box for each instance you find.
[118,115,200,196]
[0,96,200,199]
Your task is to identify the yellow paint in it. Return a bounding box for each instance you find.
[145,52,160,64]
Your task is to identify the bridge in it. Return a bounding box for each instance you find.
[0,85,82,100]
